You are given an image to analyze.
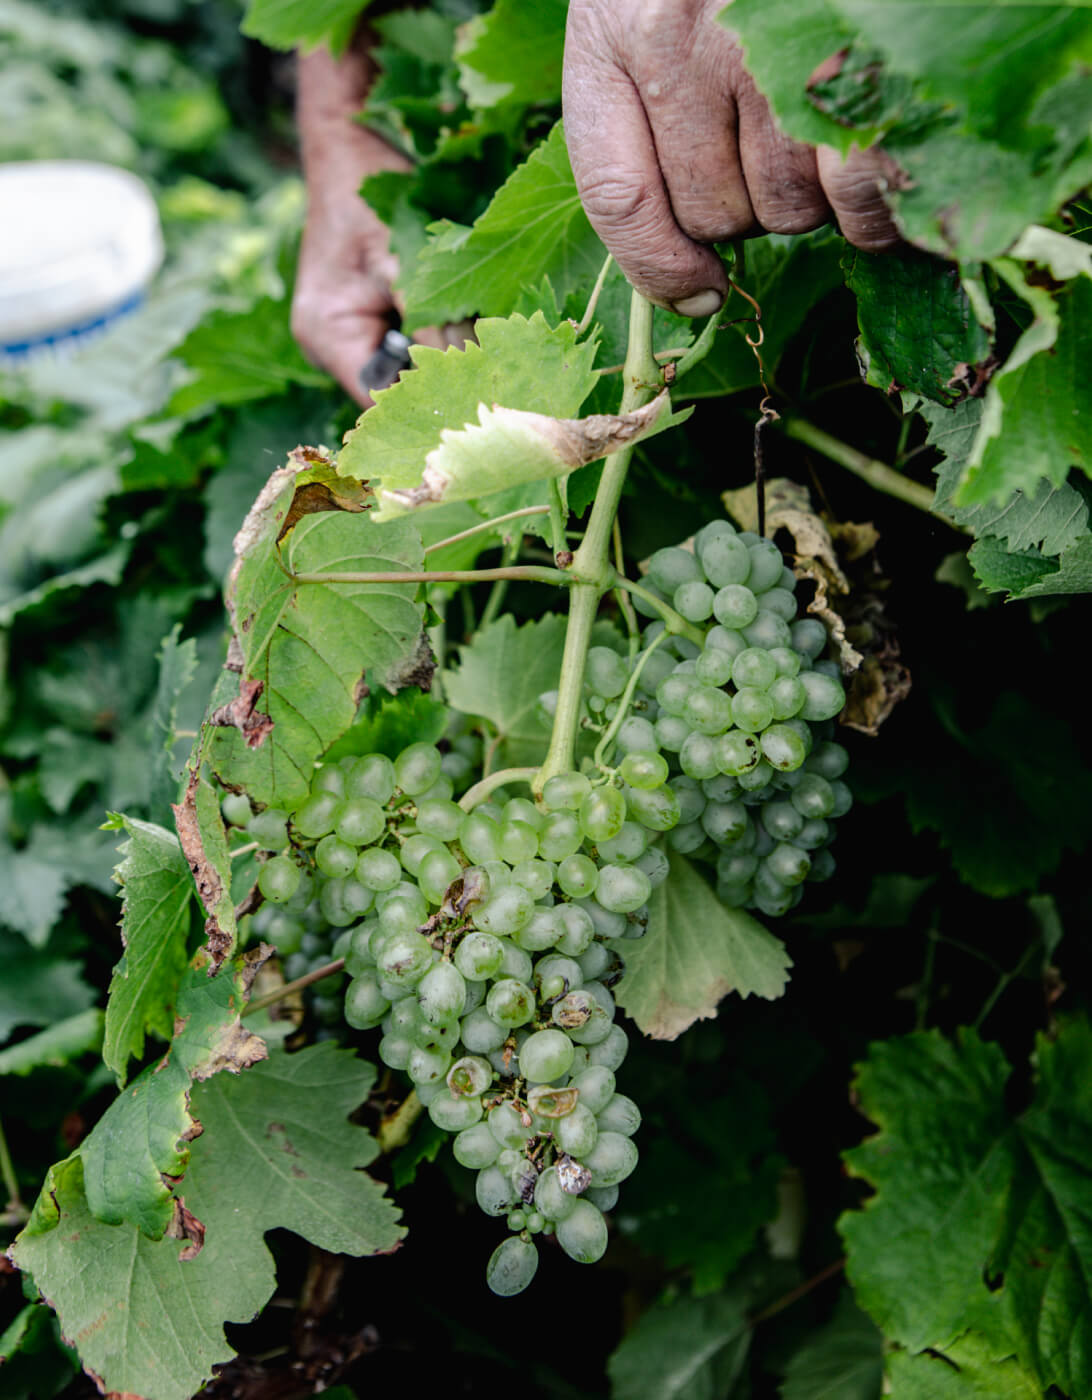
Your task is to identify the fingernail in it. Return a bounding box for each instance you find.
[671,289,724,318]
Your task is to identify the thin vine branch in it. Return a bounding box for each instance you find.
[243,957,346,1018]
[423,505,551,555]
[613,577,706,647]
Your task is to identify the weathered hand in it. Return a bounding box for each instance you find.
[562,0,900,316]
[292,192,405,406]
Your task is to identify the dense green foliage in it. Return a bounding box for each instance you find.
[2,2,1091,1398]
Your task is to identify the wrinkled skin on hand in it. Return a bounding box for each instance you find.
[563,0,900,316]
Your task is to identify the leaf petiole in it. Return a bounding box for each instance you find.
[423,505,551,555]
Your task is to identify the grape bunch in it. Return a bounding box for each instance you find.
[238,744,658,1296]
[581,519,852,919]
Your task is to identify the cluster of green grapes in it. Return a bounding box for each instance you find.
[577,519,852,918]
[225,726,483,1028]
[235,744,656,1296]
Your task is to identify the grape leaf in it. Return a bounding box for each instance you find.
[885,1332,1041,1399]
[844,246,990,404]
[0,1010,104,1077]
[101,814,195,1084]
[400,124,606,328]
[0,831,74,948]
[780,1293,884,1400]
[325,687,447,764]
[926,399,1091,557]
[969,533,1092,600]
[0,932,97,1041]
[78,951,268,1237]
[614,851,792,1039]
[240,0,369,55]
[443,613,567,769]
[721,0,1092,259]
[609,1293,752,1400]
[35,730,112,815]
[168,297,331,416]
[12,1045,403,1400]
[958,271,1092,507]
[839,1019,1092,1396]
[455,0,567,112]
[376,391,678,521]
[207,457,427,810]
[337,312,600,506]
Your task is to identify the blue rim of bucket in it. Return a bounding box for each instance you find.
[0,289,146,364]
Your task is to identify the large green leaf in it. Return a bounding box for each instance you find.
[608,1292,752,1400]
[206,458,427,810]
[958,271,1092,507]
[0,932,97,1042]
[338,312,600,511]
[613,851,791,1039]
[443,613,568,769]
[455,0,567,112]
[840,1019,1092,1396]
[721,0,1092,259]
[168,297,331,417]
[845,247,990,404]
[12,1045,403,1400]
[400,123,607,328]
[78,952,268,1238]
[969,533,1092,601]
[101,815,195,1084]
[885,1332,1042,1399]
[375,391,678,521]
[927,399,1091,557]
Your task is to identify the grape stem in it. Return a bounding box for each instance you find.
[536,290,661,791]
[423,505,551,555]
[458,767,540,812]
[242,957,346,1018]
[593,629,672,769]
[612,577,706,647]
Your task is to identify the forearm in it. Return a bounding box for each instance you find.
[296,32,410,206]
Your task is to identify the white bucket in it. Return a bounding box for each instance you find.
[0,161,164,364]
